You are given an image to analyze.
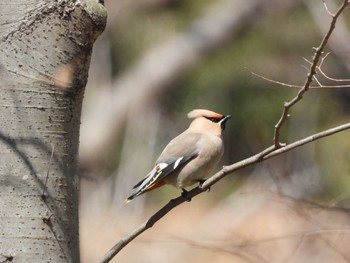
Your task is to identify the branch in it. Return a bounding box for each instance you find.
[273,0,350,148]
[99,2,350,262]
[317,53,350,82]
[247,67,350,89]
[99,122,350,263]
[306,0,350,73]
[80,0,299,165]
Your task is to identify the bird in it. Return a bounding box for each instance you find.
[125,109,231,203]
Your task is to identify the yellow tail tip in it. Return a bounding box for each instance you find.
[124,198,132,204]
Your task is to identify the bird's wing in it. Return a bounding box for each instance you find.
[125,133,201,203]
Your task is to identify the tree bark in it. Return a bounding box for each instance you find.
[0,1,106,262]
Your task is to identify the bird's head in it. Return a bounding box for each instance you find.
[187,109,231,135]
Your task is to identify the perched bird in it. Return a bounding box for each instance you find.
[125,109,231,203]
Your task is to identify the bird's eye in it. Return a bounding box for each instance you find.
[205,117,221,123]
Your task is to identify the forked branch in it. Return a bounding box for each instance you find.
[99,1,350,262]
[273,0,349,148]
[99,122,350,263]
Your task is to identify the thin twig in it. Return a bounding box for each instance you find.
[317,52,350,82]
[263,123,350,159]
[202,122,350,190]
[99,122,350,263]
[99,1,350,262]
[246,68,303,88]
[302,57,313,65]
[318,66,350,82]
[313,75,323,87]
[247,68,350,89]
[273,0,350,148]
[318,52,331,68]
[322,0,334,17]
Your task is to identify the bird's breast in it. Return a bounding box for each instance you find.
[175,134,224,188]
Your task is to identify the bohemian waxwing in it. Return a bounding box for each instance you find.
[125,109,231,203]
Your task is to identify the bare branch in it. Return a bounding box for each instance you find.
[313,75,323,87]
[99,122,350,263]
[318,66,350,82]
[247,68,350,89]
[99,2,350,262]
[306,0,350,73]
[317,53,350,82]
[302,57,313,65]
[81,0,300,165]
[246,68,303,88]
[264,122,350,159]
[273,0,350,148]
[322,0,335,17]
[202,122,350,191]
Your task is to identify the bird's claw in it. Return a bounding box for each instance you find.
[197,179,210,192]
[181,188,191,202]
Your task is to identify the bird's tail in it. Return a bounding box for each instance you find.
[125,180,165,203]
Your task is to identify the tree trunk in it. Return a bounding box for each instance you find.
[0,1,106,262]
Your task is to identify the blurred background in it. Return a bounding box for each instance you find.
[79,0,350,262]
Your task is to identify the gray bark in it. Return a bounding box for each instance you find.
[0,0,106,262]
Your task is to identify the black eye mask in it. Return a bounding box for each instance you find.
[205,115,231,130]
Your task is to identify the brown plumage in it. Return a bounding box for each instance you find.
[125,109,230,203]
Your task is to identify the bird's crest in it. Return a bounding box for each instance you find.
[187,109,223,119]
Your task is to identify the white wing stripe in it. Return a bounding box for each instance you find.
[173,157,184,170]
[138,163,169,191]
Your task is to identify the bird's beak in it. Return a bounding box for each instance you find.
[220,115,231,130]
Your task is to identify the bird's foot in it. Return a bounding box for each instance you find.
[197,179,210,192]
[181,188,191,202]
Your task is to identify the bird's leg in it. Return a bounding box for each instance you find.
[197,179,210,192]
[181,188,191,202]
